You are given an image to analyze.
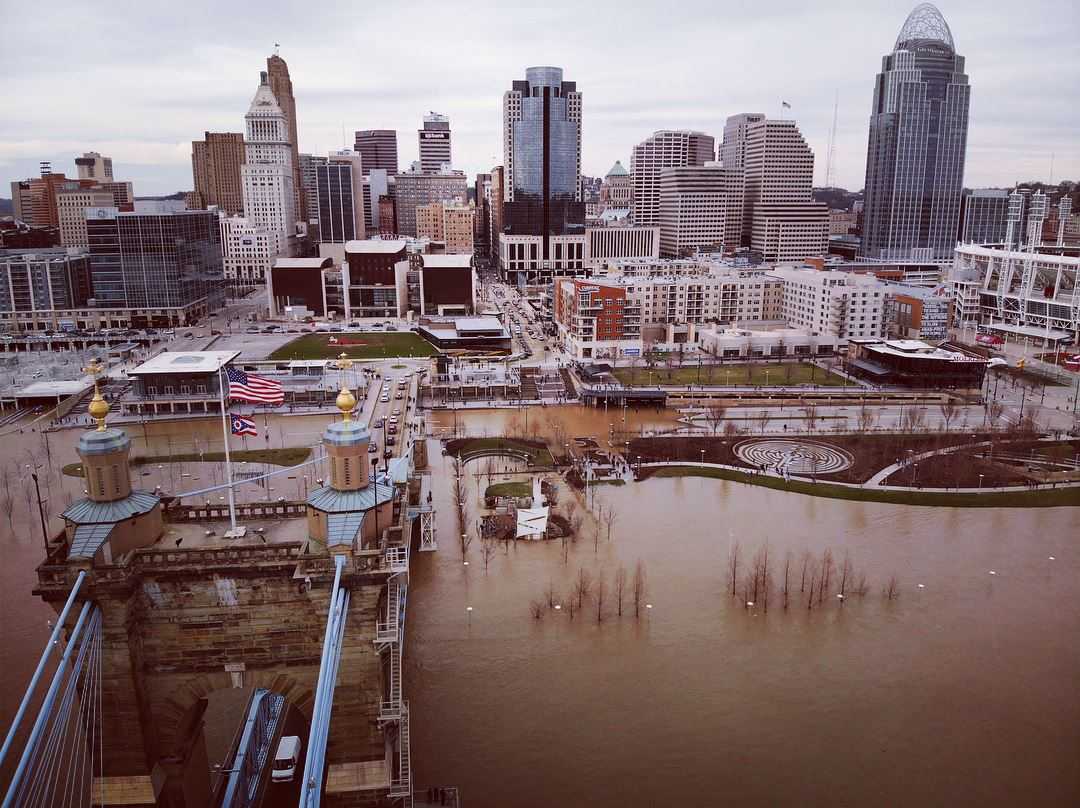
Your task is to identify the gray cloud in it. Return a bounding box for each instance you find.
[2,0,1077,195]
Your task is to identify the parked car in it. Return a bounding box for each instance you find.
[368,442,379,453]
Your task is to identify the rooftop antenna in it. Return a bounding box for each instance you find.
[824,90,839,188]
[274,42,280,56]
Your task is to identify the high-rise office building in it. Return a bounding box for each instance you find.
[959,189,1010,245]
[418,113,452,173]
[297,153,327,225]
[630,131,715,227]
[658,165,734,258]
[416,201,476,254]
[489,166,505,261]
[219,215,275,285]
[10,172,70,229]
[860,3,970,261]
[315,150,365,243]
[392,165,468,237]
[719,114,765,173]
[241,71,297,257]
[56,184,116,247]
[363,169,389,236]
[266,53,304,226]
[86,207,225,320]
[191,132,246,215]
[743,119,828,261]
[353,130,398,175]
[75,152,114,182]
[600,161,632,210]
[501,66,584,267]
[474,173,492,261]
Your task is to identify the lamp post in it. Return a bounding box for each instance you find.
[30,471,48,555]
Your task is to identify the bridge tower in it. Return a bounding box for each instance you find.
[30,360,412,806]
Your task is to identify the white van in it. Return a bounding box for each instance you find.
[271,735,302,783]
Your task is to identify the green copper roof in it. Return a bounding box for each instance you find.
[606,160,629,177]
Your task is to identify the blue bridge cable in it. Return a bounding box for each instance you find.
[3,602,99,808]
[0,570,87,770]
[299,555,348,808]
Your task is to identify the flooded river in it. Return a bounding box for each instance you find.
[3,406,1079,804]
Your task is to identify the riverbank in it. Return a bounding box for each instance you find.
[639,463,1080,508]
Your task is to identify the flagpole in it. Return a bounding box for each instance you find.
[218,363,239,534]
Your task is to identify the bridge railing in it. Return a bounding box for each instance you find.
[219,688,286,808]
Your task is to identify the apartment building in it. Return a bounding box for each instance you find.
[768,266,886,340]
[553,277,643,360]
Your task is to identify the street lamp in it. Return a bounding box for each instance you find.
[29,471,48,555]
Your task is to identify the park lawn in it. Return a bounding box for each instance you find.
[643,465,1080,508]
[612,362,847,388]
[62,447,312,477]
[485,481,532,500]
[268,332,437,360]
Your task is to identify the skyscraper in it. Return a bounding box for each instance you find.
[241,71,296,257]
[315,150,365,243]
[743,119,828,262]
[75,152,113,181]
[501,66,583,259]
[959,189,1010,245]
[191,133,246,215]
[658,165,732,258]
[297,153,327,225]
[630,131,715,227]
[860,3,970,261]
[353,130,398,175]
[418,113,452,173]
[266,53,304,227]
[719,114,764,173]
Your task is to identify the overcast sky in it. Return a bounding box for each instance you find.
[2,0,1077,197]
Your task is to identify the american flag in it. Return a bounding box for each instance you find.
[225,366,285,404]
[231,414,258,436]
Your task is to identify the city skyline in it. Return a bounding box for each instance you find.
[2,0,1077,197]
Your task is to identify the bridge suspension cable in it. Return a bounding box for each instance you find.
[299,554,349,808]
[3,601,103,808]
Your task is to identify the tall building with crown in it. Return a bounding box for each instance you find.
[59,364,163,565]
[241,71,297,257]
[305,364,395,552]
[860,3,970,261]
[266,54,305,228]
[600,161,632,210]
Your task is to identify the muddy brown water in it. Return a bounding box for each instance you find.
[3,408,1079,805]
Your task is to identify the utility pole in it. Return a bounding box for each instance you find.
[30,472,48,556]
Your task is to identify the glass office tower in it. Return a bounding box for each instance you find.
[86,207,225,321]
[860,4,970,261]
[503,66,584,253]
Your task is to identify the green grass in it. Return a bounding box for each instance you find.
[268,332,437,360]
[62,447,312,477]
[612,362,847,388]
[485,481,532,499]
[645,465,1080,508]
[448,437,555,467]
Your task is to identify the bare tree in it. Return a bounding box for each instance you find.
[728,539,741,597]
[545,580,558,609]
[798,550,811,593]
[986,400,1005,431]
[632,560,648,619]
[857,403,877,433]
[480,536,497,573]
[939,399,959,432]
[781,551,792,610]
[884,575,899,601]
[573,566,593,611]
[756,409,772,434]
[0,465,15,530]
[818,548,834,606]
[802,404,819,434]
[603,501,617,544]
[614,564,627,616]
[838,553,854,601]
[723,420,741,438]
[529,599,545,620]
[703,405,727,435]
[595,573,606,623]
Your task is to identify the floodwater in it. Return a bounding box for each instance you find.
[3,406,1080,805]
[410,405,1080,807]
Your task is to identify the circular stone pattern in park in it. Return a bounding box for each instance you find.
[733,439,853,475]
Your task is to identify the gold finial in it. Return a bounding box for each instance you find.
[335,353,356,421]
[83,358,109,431]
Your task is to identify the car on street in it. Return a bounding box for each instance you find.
[368,442,379,453]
